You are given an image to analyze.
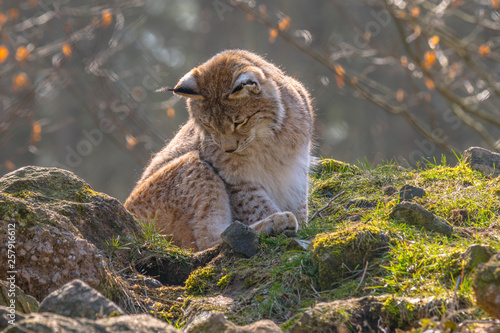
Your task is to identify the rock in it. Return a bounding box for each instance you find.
[0,280,39,314]
[463,146,500,178]
[461,244,494,272]
[287,295,470,333]
[2,312,180,332]
[473,252,500,319]
[185,311,281,333]
[39,279,124,320]
[0,166,141,300]
[286,239,311,251]
[0,306,26,331]
[183,295,235,327]
[390,201,453,236]
[311,224,389,290]
[382,185,398,196]
[345,198,376,209]
[221,221,259,258]
[398,184,426,202]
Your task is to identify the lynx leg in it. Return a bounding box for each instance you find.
[125,151,231,251]
[228,185,298,237]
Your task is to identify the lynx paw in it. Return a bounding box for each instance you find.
[269,212,298,237]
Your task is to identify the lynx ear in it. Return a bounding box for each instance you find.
[229,69,264,99]
[167,72,205,100]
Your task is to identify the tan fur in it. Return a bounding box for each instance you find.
[125,50,314,251]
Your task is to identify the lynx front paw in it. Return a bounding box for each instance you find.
[269,212,298,237]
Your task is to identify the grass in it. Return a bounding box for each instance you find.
[110,154,500,330]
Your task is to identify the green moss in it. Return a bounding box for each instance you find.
[217,273,234,290]
[312,224,388,289]
[381,297,416,329]
[185,266,216,295]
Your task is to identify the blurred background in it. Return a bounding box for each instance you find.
[1,0,499,201]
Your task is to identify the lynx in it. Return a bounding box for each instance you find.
[125,50,314,251]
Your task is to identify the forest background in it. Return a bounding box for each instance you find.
[1,0,499,201]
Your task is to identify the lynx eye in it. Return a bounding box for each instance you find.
[233,118,248,128]
[231,80,255,94]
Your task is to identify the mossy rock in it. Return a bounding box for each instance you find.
[311,224,389,290]
[472,252,500,319]
[0,166,141,300]
[0,280,39,314]
[288,295,472,332]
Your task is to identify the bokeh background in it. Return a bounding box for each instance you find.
[1,0,499,201]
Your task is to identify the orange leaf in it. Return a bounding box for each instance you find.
[0,13,7,26]
[396,89,405,102]
[15,46,29,63]
[0,45,8,63]
[479,44,491,57]
[350,77,358,85]
[278,16,291,31]
[334,64,345,77]
[7,8,19,20]
[269,28,278,43]
[246,13,255,22]
[423,50,436,70]
[31,121,41,144]
[126,136,137,149]
[12,72,29,91]
[452,0,464,7]
[425,78,435,90]
[166,107,175,118]
[62,43,72,57]
[410,6,420,17]
[4,161,15,171]
[101,9,112,29]
[335,75,345,89]
[397,11,406,19]
[492,0,500,9]
[429,35,440,48]
[400,56,408,67]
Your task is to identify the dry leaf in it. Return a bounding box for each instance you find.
[12,72,29,91]
[15,45,29,63]
[479,44,491,57]
[423,50,436,69]
[101,9,112,29]
[31,121,41,144]
[429,35,440,48]
[167,107,175,118]
[62,43,72,57]
[0,45,8,63]
[269,28,278,43]
[278,16,291,31]
[396,89,405,102]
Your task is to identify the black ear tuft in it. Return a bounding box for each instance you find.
[172,87,200,96]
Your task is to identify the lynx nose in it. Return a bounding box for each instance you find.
[221,138,238,153]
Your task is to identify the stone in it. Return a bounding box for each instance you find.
[221,221,259,258]
[398,184,426,202]
[0,280,39,314]
[311,224,389,290]
[2,312,180,332]
[463,146,500,178]
[461,244,494,272]
[286,239,311,251]
[0,306,26,331]
[39,279,124,320]
[0,166,141,300]
[185,311,281,333]
[473,252,500,319]
[390,201,453,236]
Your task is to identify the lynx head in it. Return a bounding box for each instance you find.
[168,50,285,153]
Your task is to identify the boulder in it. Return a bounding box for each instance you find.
[398,184,426,202]
[463,147,500,178]
[2,312,180,333]
[473,252,500,319]
[39,279,124,319]
[221,221,259,258]
[0,166,141,300]
[390,201,453,236]
[311,224,389,289]
[185,312,281,333]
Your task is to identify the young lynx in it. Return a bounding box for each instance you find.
[125,50,314,251]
